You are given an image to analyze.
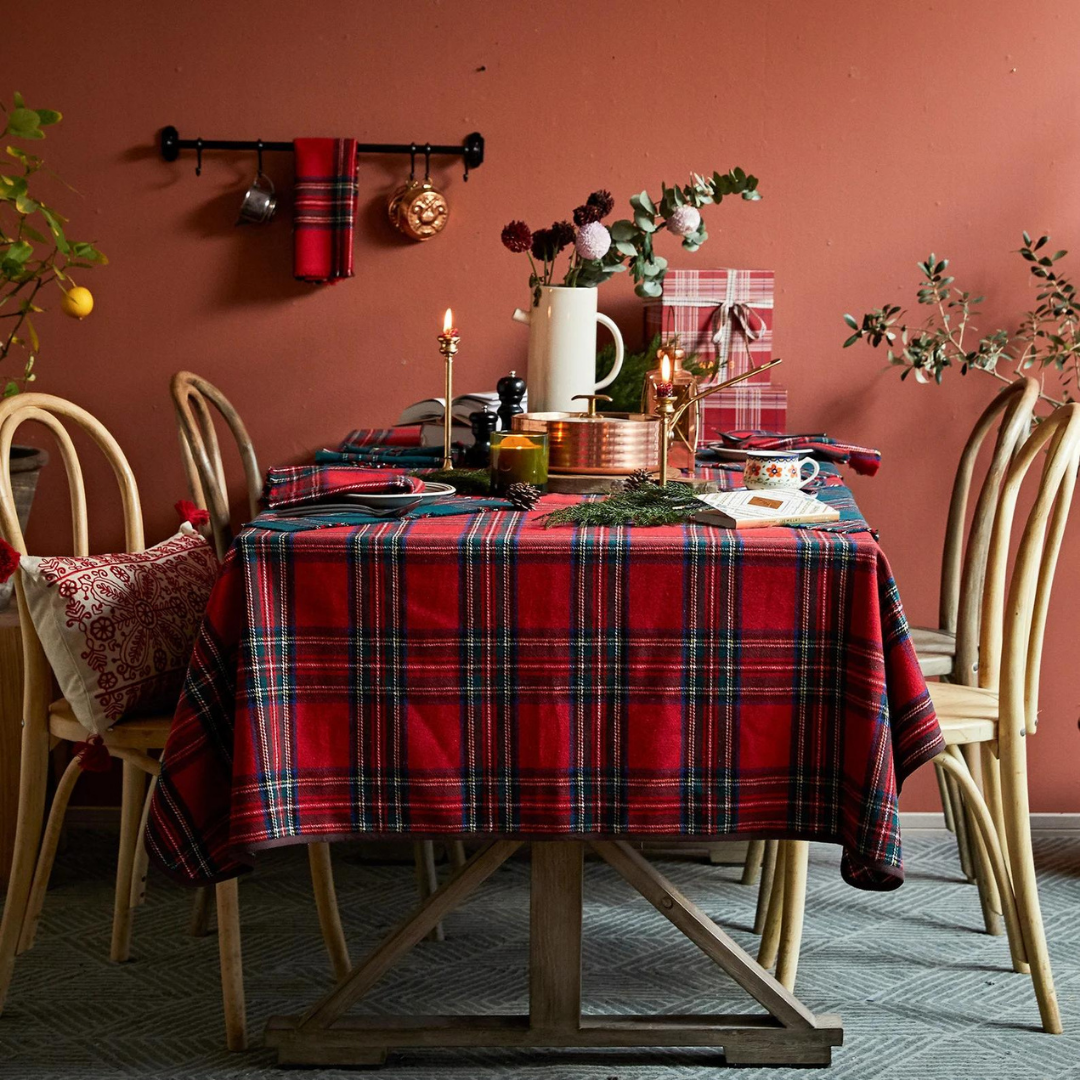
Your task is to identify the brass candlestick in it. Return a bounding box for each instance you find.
[654,357,785,486]
[437,309,460,470]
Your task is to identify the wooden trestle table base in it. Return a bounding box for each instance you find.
[265,840,843,1068]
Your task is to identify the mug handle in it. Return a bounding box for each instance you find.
[799,457,820,487]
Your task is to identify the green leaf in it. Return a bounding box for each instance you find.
[3,240,32,264]
[6,145,41,169]
[26,318,38,353]
[609,219,637,243]
[614,240,637,257]
[3,381,20,398]
[843,333,860,348]
[12,92,25,109]
[19,223,47,244]
[843,313,859,329]
[634,279,663,299]
[6,108,43,139]
[634,212,656,233]
[34,109,61,127]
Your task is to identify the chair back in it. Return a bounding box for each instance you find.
[0,394,145,735]
[977,402,1080,739]
[170,372,260,560]
[942,377,1039,683]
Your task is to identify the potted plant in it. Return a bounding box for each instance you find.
[503,170,761,412]
[1,92,107,606]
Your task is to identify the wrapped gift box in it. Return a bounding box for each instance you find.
[644,268,774,383]
[698,384,788,444]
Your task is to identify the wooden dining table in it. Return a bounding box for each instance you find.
[146,460,942,1068]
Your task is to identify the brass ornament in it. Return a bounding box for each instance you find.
[387,177,421,234]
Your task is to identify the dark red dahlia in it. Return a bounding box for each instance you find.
[587,189,615,219]
[531,227,556,261]
[550,220,575,252]
[501,220,532,253]
[574,203,601,227]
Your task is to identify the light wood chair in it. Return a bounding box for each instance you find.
[0,394,349,1051]
[170,372,463,939]
[760,403,1080,1034]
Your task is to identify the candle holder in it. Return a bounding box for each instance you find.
[437,320,461,469]
[655,358,785,487]
[491,430,549,494]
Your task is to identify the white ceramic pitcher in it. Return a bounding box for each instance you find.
[512,286,624,413]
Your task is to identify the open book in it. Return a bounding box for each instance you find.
[692,489,840,529]
[398,390,526,427]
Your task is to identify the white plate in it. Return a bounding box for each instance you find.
[342,481,456,509]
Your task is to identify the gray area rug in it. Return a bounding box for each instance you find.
[0,830,1077,1079]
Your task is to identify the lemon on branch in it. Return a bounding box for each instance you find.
[60,286,94,320]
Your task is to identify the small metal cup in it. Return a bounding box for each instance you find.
[237,171,276,225]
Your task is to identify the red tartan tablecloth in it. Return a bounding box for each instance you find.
[147,488,942,891]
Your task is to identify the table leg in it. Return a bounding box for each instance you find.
[529,841,582,1033]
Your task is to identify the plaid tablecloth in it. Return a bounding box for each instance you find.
[147,482,941,891]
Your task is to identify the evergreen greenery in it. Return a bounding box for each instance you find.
[541,483,699,528]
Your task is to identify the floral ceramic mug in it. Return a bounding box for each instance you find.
[742,449,820,490]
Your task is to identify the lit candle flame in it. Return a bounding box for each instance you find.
[443,308,454,335]
[660,352,672,384]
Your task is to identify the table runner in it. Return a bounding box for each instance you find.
[147,475,940,891]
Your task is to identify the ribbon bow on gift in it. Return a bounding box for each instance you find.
[709,272,767,375]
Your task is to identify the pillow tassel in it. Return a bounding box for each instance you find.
[175,499,210,528]
[0,537,21,583]
[73,734,112,773]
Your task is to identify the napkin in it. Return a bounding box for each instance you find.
[708,431,882,477]
[263,464,422,510]
[293,138,358,283]
[247,497,512,532]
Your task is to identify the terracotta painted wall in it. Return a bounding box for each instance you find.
[8,0,1080,812]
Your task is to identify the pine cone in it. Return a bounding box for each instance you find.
[623,468,656,492]
[506,482,542,511]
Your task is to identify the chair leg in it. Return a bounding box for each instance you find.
[109,761,145,963]
[946,771,977,882]
[215,878,247,1051]
[934,760,957,833]
[413,840,445,942]
[128,774,158,910]
[752,839,779,934]
[938,751,1027,975]
[449,840,467,872]
[775,840,810,991]
[307,842,351,980]
[757,843,787,968]
[17,756,82,954]
[981,744,1011,873]
[740,839,766,886]
[188,888,213,937]
[997,743,1062,1034]
[0,721,50,1015]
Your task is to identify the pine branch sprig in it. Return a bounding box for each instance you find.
[540,483,699,528]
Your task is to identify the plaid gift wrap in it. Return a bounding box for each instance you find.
[147,487,942,891]
[699,385,789,444]
[645,268,775,383]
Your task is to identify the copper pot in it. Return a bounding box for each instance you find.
[512,395,660,475]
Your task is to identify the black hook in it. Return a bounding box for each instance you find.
[424,143,432,181]
[256,138,264,175]
[409,142,417,180]
[195,137,203,177]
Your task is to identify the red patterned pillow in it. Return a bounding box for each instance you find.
[18,524,218,734]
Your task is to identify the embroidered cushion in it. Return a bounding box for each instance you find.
[18,524,218,734]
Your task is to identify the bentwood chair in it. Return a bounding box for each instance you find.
[169,372,464,935]
[0,395,254,1047]
[761,403,1080,1034]
[744,378,1041,912]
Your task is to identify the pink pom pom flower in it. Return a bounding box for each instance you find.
[666,206,702,237]
[575,221,611,261]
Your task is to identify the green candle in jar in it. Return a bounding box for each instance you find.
[491,431,549,494]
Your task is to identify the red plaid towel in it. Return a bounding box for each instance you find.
[263,465,421,510]
[293,138,358,283]
[717,431,882,476]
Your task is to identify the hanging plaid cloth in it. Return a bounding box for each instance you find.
[293,138,358,283]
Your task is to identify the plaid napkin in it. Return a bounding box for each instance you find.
[342,427,424,448]
[316,426,446,467]
[248,497,511,532]
[263,465,422,510]
[711,430,882,477]
[293,138,358,283]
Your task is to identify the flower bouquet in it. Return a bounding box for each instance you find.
[501,169,760,304]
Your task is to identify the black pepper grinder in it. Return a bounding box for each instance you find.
[466,409,498,467]
[496,370,527,431]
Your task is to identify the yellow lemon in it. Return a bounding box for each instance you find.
[61,286,94,320]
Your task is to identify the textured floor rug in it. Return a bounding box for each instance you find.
[0,830,1077,1079]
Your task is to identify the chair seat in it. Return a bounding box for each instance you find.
[48,698,172,750]
[911,626,957,678]
[928,682,999,746]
